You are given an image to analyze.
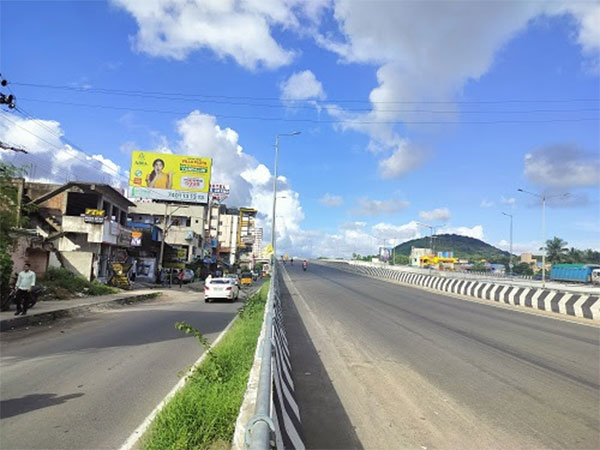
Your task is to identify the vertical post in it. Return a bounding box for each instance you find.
[271,135,279,262]
[542,195,546,288]
[509,214,513,276]
[158,202,169,277]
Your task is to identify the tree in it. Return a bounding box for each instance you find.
[513,262,533,276]
[544,237,569,264]
[393,254,409,265]
[0,162,25,302]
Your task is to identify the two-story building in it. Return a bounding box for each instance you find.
[25,181,135,281]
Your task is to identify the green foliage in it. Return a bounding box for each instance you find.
[513,262,534,276]
[393,254,409,265]
[544,236,569,264]
[41,267,118,299]
[143,283,269,450]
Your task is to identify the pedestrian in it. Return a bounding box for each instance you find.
[130,259,137,284]
[178,269,184,288]
[14,263,36,316]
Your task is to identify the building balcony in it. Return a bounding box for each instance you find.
[61,216,132,246]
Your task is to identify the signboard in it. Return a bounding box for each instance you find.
[210,183,230,201]
[84,209,105,224]
[131,231,142,247]
[129,151,212,204]
[118,229,132,247]
[379,247,392,262]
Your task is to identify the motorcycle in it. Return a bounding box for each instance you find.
[0,285,44,312]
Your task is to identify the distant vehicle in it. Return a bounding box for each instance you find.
[224,273,240,286]
[180,268,195,283]
[550,264,600,284]
[251,271,259,281]
[204,278,239,303]
[532,273,543,280]
[240,272,253,286]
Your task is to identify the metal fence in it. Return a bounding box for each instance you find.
[244,262,305,450]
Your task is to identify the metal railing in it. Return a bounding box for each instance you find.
[245,262,277,449]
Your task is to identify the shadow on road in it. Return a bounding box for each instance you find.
[280,274,363,450]
[0,393,84,419]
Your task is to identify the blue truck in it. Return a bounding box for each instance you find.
[550,264,600,284]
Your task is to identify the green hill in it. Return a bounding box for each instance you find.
[394,234,511,262]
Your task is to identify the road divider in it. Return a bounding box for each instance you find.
[316,260,600,321]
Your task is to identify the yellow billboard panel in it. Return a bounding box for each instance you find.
[129,151,212,203]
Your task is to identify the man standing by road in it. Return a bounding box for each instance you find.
[14,263,36,316]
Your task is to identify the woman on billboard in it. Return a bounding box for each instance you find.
[146,158,173,189]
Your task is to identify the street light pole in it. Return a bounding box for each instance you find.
[502,212,513,276]
[271,132,300,262]
[517,189,568,288]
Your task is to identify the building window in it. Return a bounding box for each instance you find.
[186,217,191,227]
[154,217,162,225]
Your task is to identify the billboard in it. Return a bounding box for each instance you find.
[129,151,212,204]
[379,247,392,262]
[210,184,230,202]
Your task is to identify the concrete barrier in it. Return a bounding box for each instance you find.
[316,260,600,321]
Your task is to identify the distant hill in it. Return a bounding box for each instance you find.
[394,234,511,262]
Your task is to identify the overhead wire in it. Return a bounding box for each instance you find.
[15,97,600,125]
[11,81,600,105]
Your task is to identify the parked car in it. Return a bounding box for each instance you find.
[204,278,239,303]
[224,273,240,286]
[240,271,253,286]
[180,268,195,283]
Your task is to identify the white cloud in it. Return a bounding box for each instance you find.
[438,225,485,241]
[377,141,427,179]
[111,0,331,69]
[319,193,343,207]
[351,196,409,216]
[497,239,541,255]
[280,70,326,100]
[524,145,600,188]
[501,196,516,207]
[0,113,126,187]
[419,207,451,222]
[480,199,494,208]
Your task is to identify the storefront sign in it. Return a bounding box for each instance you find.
[131,231,142,246]
[84,209,105,224]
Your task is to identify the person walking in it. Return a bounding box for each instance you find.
[14,263,36,316]
[178,269,184,288]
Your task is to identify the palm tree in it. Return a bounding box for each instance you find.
[543,237,569,264]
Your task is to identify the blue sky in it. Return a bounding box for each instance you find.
[1,0,599,258]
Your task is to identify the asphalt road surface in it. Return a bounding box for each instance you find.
[0,287,254,450]
[282,263,600,450]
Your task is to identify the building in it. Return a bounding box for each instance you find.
[24,181,135,281]
[252,227,263,258]
[128,201,206,267]
[520,252,539,269]
[237,208,258,265]
[410,247,432,266]
[217,207,240,266]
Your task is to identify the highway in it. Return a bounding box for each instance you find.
[282,263,600,450]
[0,288,248,450]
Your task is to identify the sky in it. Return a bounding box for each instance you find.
[1,0,599,258]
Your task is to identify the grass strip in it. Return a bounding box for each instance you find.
[142,281,270,450]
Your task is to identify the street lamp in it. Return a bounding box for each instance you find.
[416,222,436,254]
[517,189,569,288]
[271,131,300,261]
[502,212,513,276]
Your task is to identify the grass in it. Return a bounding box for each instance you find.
[142,281,270,450]
[40,267,119,299]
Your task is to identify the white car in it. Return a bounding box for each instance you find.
[204,278,239,303]
[224,273,240,286]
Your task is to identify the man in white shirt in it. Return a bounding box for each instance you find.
[15,263,36,316]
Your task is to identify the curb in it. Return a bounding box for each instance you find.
[0,292,162,332]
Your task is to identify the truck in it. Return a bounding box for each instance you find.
[550,264,600,285]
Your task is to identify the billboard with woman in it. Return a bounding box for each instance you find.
[129,151,212,203]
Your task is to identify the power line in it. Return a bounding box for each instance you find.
[11,81,600,105]
[16,97,600,125]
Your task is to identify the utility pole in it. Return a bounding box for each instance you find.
[502,212,513,276]
[518,189,568,288]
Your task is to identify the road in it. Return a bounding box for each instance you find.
[0,287,253,450]
[282,263,600,450]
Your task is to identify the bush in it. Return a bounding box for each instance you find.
[41,267,118,299]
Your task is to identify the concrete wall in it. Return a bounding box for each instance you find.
[10,235,49,276]
[60,251,94,280]
[129,202,207,236]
